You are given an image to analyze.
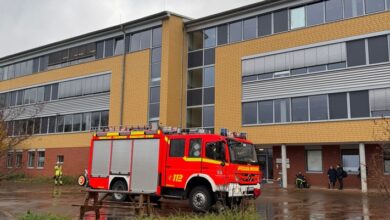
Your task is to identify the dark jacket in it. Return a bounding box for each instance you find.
[327,168,337,182]
[336,167,344,179]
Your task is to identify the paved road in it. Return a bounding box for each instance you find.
[0,182,389,219]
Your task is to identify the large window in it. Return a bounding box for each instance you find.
[325,0,344,22]
[229,21,243,43]
[217,25,228,45]
[187,108,202,128]
[290,7,306,29]
[258,14,272,37]
[274,99,290,123]
[258,101,273,124]
[329,93,348,119]
[309,95,328,121]
[292,97,308,122]
[204,28,216,48]
[242,102,257,124]
[37,150,45,168]
[365,0,385,14]
[206,142,225,161]
[273,9,288,33]
[203,106,214,128]
[243,18,257,40]
[350,91,370,118]
[306,2,325,26]
[188,31,203,51]
[169,139,185,157]
[344,0,364,18]
[28,151,35,168]
[342,149,360,172]
[306,149,322,172]
[368,35,389,64]
[347,39,366,67]
[370,88,390,116]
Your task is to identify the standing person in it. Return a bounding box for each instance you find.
[327,166,337,189]
[336,164,345,190]
[54,162,63,185]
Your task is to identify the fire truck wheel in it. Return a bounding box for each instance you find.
[189,186,213,212]
[111,180,128,202]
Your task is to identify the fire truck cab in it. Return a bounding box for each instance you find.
[87,127,262,212]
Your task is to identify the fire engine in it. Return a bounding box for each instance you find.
[85,126,262,212]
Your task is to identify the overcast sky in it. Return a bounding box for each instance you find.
[0,0,263,58]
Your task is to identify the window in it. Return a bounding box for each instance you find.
[306,149,322,172]
[329,93,348,119]
[7,151,13,168]
[33,118,41,134]
[188,69,202,89]
[188,51,203,68]
[16,90,24,105]
[370,88,390,116]
[203,67,215,87]
[48,116,56,133]
[258,101,273,124]
[57,155,64,164]
[365,0,385,14]
[274,99,290,123]
[56,116,64,133]
[344,0,364,18]
[328,62,347,70]
[243,17,257,40]
[91,112,100,129]
[242,102,257,125]
[187,89,202,106]
[149,101,159,119]
[96,41,104,59]
[150,86,160,103]
[204,28,216,48]
[229,21,242,43]
[342,149,359,172]
[151,48,161,63]
[368,35,389,64]
[48,50,68,66]
[307,2,325,26]
[217,25,228,45]
[28,151,35,168]
[187,108,202,128]
[169,139,185,157]
[350,91,370,118]
[44,85,51,101]
[309,95,328,120]
[114,37,124,55]
[15,152,22,168]
[37,87,44,103]
[243,75,258,82]
[51,84,59,100]
[33,58,39,73]
[388,0,390,10]
[258,13,272,37]
[203,88,214,105]
[384,146,390,173]
[104,39,114,57]
[37,150,45,168]
[292,97,309,122]
[290,7,306,29]
[203,106,214,127]
[82,113,91,131]
[64,115,72,132]
[204,48,215,65]
[206,142,225,161]
[151,62,161,79]
[41,117,48,134]
[188,31,203,51]
[325,0,344,22]
[189,139,202,158]
[347,39,366,67]
[139,30,151,50]
[100,111,109,128]
[273,9,288,33]
[152,27,162,47]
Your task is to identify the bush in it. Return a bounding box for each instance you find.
[19,212,70,220]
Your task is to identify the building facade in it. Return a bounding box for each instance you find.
[1,0,390,191]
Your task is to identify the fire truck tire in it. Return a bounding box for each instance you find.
[111,180,128,202]
[189,186,213,212]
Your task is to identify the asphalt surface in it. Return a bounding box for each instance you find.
[0,181,389,219]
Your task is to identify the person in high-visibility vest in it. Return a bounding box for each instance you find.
[54,162,63,185]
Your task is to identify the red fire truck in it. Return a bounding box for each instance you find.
[86,127,262,212]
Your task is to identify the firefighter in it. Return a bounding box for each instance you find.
[54,162,63,185]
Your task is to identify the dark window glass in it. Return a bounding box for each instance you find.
[169,139,185,157]
[33,58,39,73]
[188,51,203,68]
[258,13,272,37]
[203,106,214,127]
[368,35,389,64]
[365,0,385,14]
[33,118,41,134]
[291,67,308,75]
[344,0,364,18]
[48,116,56,133]
[151,62,161,79]
[36,87,44,103]
[309,95,328,120]
[125,35,130,53]
[140,30,151,50]
[56,116,64,133]
[151,47,161,63]
[307,2,325,26]
[203,67,215,87]
[40,117,48,134]
[16,90,23,105]
[39,56,48,72]
[388,0,390,9]
[217,25,228,45]
[206,142,225,161]
[152,27,162,47]
[64,115,72,132]
[258,73,274,80]
[243,17,257,40]
[328,62,347,70]
[203,88,215,105]
[273,9,288,33]
[292,97,309,121]
[204,48,215,65]
[347,39,366,67]
[187,89,202,106]
[242,102,257,124]
[204,28,216,48]
[131,33,141,51]
[27,119,34,135]
[229,21,242,43]
[350,90,370,118]
[100,111,109,128]
[44,85,51,101]
[189,139,202,158]
[308,65,327,73]
[188,31,203,51]
[242,75,258,82]
[326,0,344,22]
[150,86,160,103]
[274,99,290,123]
[91,112,100,129]
[48,50,68,66]
[51,84,59,100]
[187,108,202,128]
[10,91,17,106]
[82,113,91,131]
[149,102,160,119]
[114,37,124,55]
[104,39,114,57]
[188,68,203,89]
[329,93,348,119]
[259,100,273,124]
[0,93,6,108]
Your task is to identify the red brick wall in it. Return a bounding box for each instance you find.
[0,147,89,177]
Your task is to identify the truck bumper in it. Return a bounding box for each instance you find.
[226,183,261,198]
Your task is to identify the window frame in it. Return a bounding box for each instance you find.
[306,149,323,172]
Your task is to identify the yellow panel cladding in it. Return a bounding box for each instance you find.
[160,15,185,127]
[215,12,390,145]
[17,133,92,149]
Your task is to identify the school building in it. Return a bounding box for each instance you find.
[1,0,390,192]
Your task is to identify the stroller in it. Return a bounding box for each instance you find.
[295,172,310,189]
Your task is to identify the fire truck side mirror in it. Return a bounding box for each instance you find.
[220,161,226,167]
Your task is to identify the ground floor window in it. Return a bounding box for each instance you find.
[7,151,13,168]
[341,149,359,173]
[306,149,323,172]
[28,151,35,168]
[15,152,22,168]
[57,155,64,164]
[384,146,390,173]
[37,150,45,168]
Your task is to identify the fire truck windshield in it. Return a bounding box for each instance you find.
[227,139,258,165]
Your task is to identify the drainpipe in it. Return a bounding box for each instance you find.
[119,25,126,127]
